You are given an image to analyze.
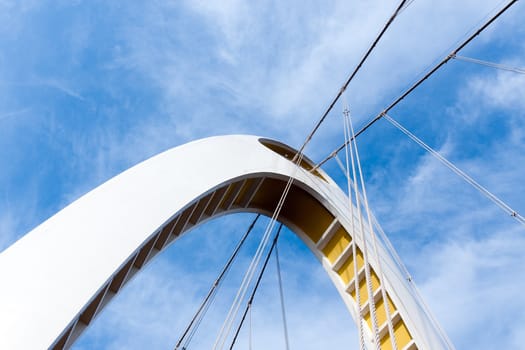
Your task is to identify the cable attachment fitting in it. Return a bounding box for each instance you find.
[343,107,351,118]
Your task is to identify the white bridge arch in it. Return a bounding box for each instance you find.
[0,135,447,349]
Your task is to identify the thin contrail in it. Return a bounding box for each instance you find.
[0,108,31,121]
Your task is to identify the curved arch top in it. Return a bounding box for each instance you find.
[0,135,446,349]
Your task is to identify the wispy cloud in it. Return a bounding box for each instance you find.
[416,228,525,349]
[0,108,30,121]
[39,79,86,102]
[1,1,524,349]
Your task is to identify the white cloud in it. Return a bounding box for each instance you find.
[0,108,30,121]
[416,228,525,349]
[102,0,523,155]
[467,67,525,113]
[2,1,525,349]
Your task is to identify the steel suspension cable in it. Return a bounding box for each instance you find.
[343,108,381,349]
[452,54,525,74]
[215,2,418,344]
[213,2,413,340]
[274,243,290,350]
[248,303,253,350]
[336,159,412,282]
[340,152,457,350]
[342,109,366,350]
[345,108,398,350]
[228,224,284,350]
[399,0,416,14]
[174,214,261,350]
[214,158,305,350]
[382,113,525,227]
[337,153,456,349]
[353,111,398,350]
[216,64,338,346]
[313,0,520,171]
[292,0,410,160]
[368,212,457,350]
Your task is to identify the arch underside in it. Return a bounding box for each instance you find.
[0,135,445,350]
[54,175,416,350]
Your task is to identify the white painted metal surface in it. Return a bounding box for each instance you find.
[0,135,447,349]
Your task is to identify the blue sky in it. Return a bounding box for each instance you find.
[1,0,525,349]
